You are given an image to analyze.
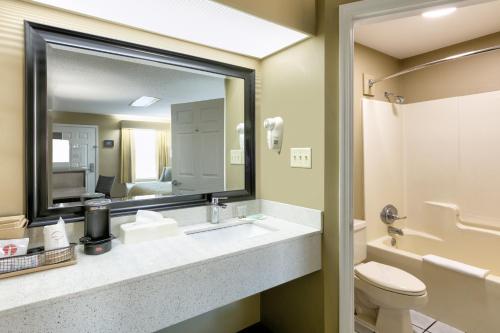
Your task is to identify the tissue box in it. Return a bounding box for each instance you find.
[119,218,179,244]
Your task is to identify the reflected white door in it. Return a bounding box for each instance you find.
[53,124,98,192]
[171,99,224,195]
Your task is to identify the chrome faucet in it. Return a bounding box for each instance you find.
[381,204,406,246]
[388,225,404,237]
[209,197,227,224]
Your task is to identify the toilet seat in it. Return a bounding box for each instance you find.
[355,261,426,296]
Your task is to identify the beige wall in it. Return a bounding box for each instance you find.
[214,0,316,35]
[257,17,325,211]
[225,78,245,191]
[353,43,401,220]
[401,31,500,103]
[260,1,357,333]
[260,1,325,330]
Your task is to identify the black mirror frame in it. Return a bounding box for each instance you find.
[25,22,256,227]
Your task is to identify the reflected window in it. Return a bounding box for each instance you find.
[133,129,157,181]
[52,139,70,163]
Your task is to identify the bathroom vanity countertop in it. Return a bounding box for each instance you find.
[0,216,321,316]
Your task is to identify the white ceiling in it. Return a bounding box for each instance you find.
[47,45,226,119]
[355,0,500,59]
[32,0,309,59]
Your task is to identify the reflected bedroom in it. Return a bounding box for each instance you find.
[47,44,246,208]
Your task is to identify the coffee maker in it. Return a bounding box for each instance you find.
[79,198,114,255]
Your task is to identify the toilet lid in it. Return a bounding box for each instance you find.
[355,261,426,296]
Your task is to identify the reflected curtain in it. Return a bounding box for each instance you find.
[156,129,169,179]
[120,128,135,183]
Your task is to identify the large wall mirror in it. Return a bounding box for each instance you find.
[26,22,255,226]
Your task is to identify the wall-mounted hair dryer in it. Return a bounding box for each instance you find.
[236,123,245,150]
[263,117,284,153]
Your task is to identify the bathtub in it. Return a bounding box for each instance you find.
[368,223,500,333]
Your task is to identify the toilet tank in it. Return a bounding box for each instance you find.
[354,219,367,265]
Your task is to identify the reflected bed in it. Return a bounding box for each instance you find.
[127,181,173,196]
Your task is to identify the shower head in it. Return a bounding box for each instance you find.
[384,91,405,104]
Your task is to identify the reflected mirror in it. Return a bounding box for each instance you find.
[47,45,245,207]
[25,22,255,225]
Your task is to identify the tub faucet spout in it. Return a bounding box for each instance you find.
[388,226,404,237]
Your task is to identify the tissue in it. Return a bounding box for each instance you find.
[43,217,70,251]
[135,210,164,224]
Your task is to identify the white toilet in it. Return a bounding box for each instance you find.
[354,219,428,333]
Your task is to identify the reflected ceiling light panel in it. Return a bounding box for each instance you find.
[130,96,160,107]
[31,0,309,58]
[422,7,457,18]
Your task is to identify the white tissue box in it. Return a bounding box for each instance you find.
[119,218,179,244]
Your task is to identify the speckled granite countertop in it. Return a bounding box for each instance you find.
[0,208,321,332]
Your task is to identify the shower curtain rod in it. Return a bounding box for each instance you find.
[368,44,500,87]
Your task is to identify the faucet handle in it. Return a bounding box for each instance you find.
[380,204,407,225]
[211,196,228,205]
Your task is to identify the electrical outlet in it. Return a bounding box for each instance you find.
[290,148,312,168]
[230,149,244,165]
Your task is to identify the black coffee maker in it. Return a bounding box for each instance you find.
[79,198,114,255]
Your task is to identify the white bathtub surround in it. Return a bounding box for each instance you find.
[368,234,500,332]
[362,99,405,241]
[365,202,500,331]
[363,91,500,331]
[422,255,489,279]
[363,90,500,240]
[0,200,321,333]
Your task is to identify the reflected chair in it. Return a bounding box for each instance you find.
[95,175,115,198]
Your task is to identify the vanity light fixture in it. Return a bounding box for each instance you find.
[422,7,457,18]
[31,0,309,59]
[130,96,160,107]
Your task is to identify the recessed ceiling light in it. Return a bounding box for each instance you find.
[130,96,160,107]
[31,0,309,59]
[422,7,457,18]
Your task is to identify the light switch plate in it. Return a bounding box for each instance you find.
[230,149,244,165]
[290,148,312,168]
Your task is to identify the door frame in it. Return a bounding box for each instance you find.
[52,123,99,190]
[338,0,482,331]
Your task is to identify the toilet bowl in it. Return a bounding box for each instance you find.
[354,220,428,333]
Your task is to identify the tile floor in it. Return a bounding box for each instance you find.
[355,310,465,333]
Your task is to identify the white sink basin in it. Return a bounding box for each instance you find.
[188,223,272,245]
